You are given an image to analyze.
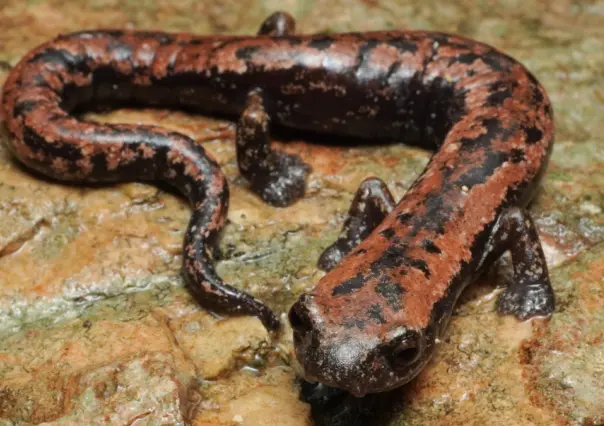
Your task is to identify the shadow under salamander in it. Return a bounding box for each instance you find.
[300,380,406,426]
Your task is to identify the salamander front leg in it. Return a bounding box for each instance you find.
[257,11,296,36]
[318,177,396,271]
[236,89,310,207]
[486,207,555,319]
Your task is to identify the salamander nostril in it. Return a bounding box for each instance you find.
[388,331,423,368]
[288,297,313,334]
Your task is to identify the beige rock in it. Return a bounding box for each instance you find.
[169,312,270,379]
[194,367,312,426]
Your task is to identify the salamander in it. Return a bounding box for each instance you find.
[1,11,555,397]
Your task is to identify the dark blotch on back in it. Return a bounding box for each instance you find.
[154,34,174,45]
[459,117,502,147]
[235,45,262,60]
[523,125,543,144]
[308,36,334,50]
[486,81,514,106]
[386,37,418,53]
[454,52,481,66]
[343,317,367,329]
[397,212,413,224]
[22,125,82,166]
[183,39,204,46]
[368,304,387,324]
[30,74,56,91]
[13,100,39,117]
[407,258,431,278]
[420,239,442,254]
[332,273,366,296]
[455,151,509,189]
[459,117,517,153]
[380,228,396,239]
[487,90,512,106]
[416,194,449,235]
[454,50,508,72]
[423,76,466,148]
[372,244,431,278]
[375,279,405,311]
[90,152,109,175]
[374,245,407,269]
[277,36,303,47]
[510,148,525,163]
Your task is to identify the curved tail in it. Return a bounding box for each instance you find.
[1,33,280,330]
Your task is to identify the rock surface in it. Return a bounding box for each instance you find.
[0,0,602,425]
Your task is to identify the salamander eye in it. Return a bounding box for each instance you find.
[387,330,423,369]
[288,295,314,335]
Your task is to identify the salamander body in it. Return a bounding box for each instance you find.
[1,12,555,396]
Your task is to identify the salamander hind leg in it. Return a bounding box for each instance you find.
[486,207,555,320]
[236,89,310,207]
[257,11,296,36]
[318,177,395,271]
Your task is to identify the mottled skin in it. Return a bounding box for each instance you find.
[1,12,555,396]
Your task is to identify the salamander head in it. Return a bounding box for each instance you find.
[289,293,438,397]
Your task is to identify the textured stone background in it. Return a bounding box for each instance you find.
[0,1,602,425]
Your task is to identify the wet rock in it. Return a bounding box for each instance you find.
[0,0,602,425]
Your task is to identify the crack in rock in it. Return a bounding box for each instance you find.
[0,218,49,258]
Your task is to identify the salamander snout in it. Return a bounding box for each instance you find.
[289,294,431,396]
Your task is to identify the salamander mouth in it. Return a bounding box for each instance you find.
[297,358,426,397]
